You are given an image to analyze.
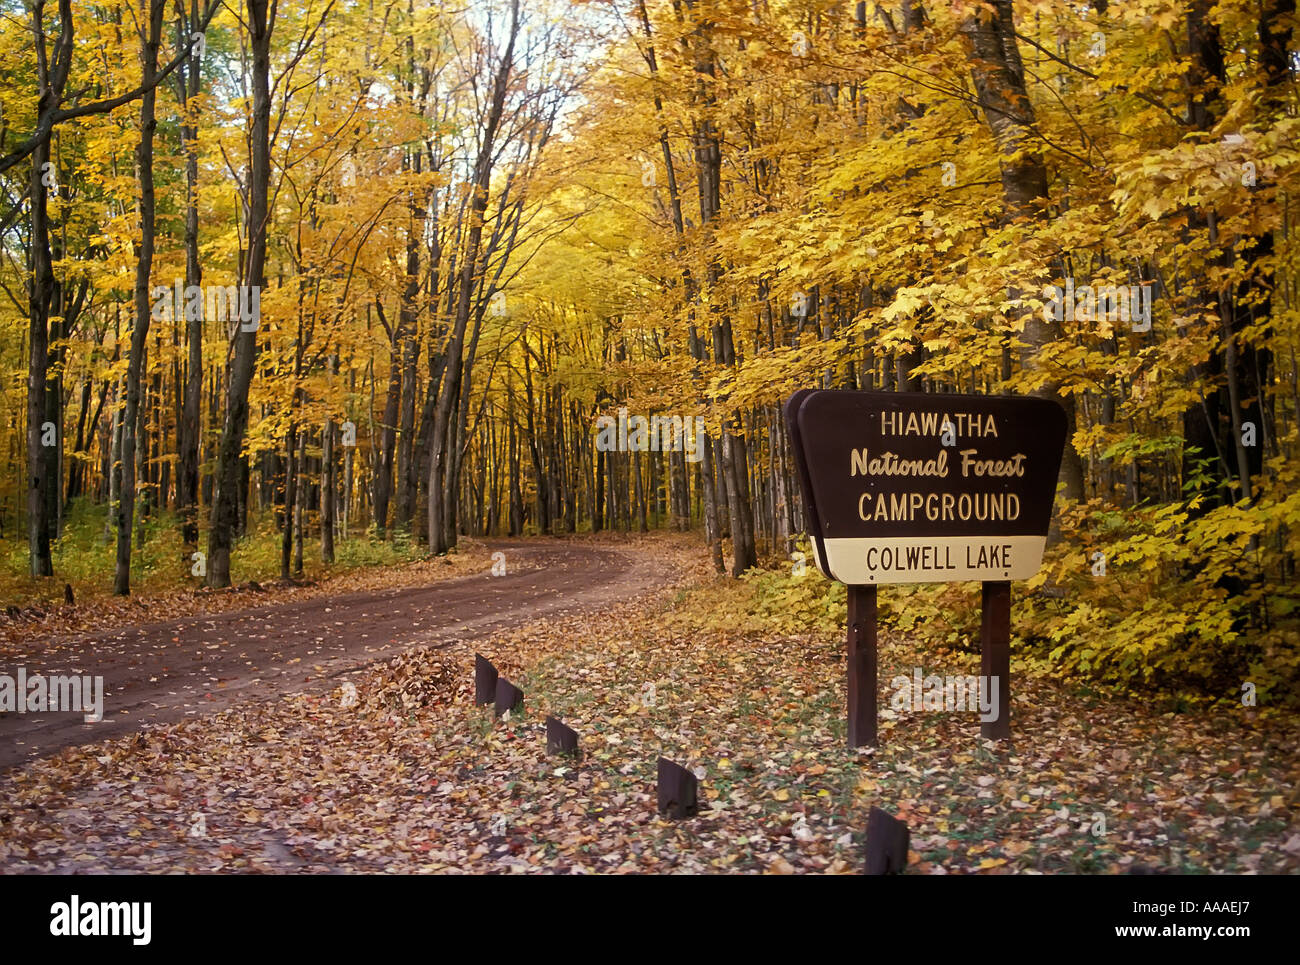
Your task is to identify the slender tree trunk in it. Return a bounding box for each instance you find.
[27,92,57,576]
[293,428,305,576]
[177,0,205,551]
[507,405,523,536]
[322,417,336,562]
[281,422,297,581]
[523,351,550,533]
[207,0,272,587]
[114,1,166,596]
[45,300,65,540]
[342,419,354,540]
[633,448,647,532]
[700,432,725,572]
[393,194,426,533]
[67,378,91,502]
[107,379,122,543]
[373,310,401,539]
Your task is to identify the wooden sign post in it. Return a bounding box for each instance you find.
[980,581,1011,741]
[784,389,1066,747]
[846,584,878,748]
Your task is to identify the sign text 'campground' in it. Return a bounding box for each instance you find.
[786,390,1067,585]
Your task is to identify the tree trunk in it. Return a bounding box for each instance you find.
[26,106,56,576]
[67,378,91,502]
[507,405,523,536]
[177,0,205,551]
[321,417,336,563]
[293,428,305,576]
[207,0,272,587]
[393,185,425,534]
[373,308,401,539]
[107,379,122,543]
[114,1,166,596]
[342,418,354,540]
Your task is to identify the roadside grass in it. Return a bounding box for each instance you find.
[0,500,429,609]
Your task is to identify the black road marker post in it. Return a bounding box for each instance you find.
[545,716,580,758]
[475,654,498,706]
[494,678,523,718]
[846,584,878,748]
[864,806,910,875]
[980,580,1011,742]
[656,757,698,819]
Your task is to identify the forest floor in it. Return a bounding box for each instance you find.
[1,531,1296,874]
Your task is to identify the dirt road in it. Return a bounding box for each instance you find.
[0,541,669,770]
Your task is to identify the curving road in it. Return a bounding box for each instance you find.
[0,541,670,770]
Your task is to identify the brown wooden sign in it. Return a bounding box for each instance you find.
[785,389,1066,585]
[784,389,1068,747]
